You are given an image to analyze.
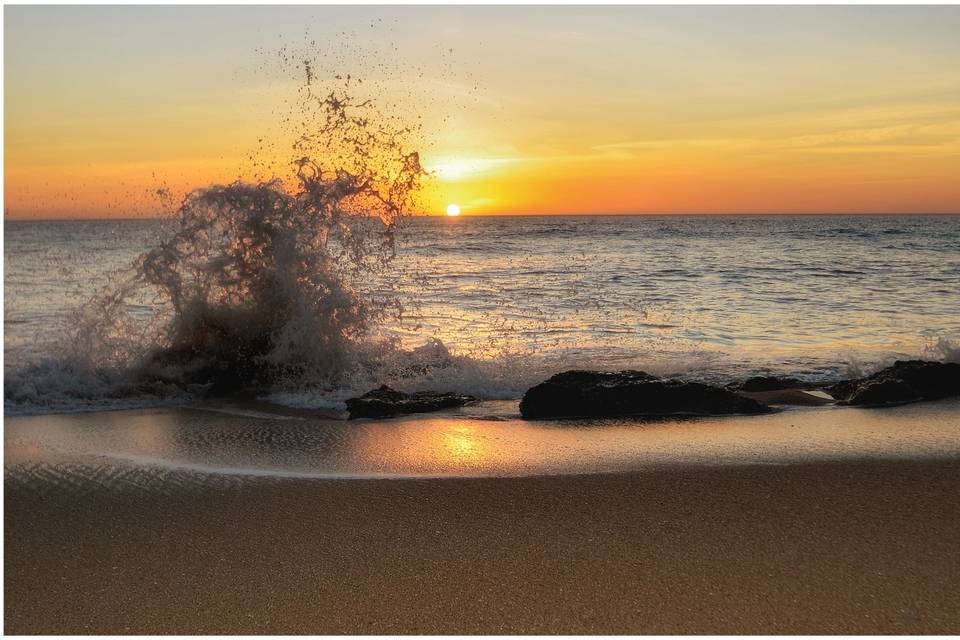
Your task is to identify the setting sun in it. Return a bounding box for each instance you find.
[5,6,960,636]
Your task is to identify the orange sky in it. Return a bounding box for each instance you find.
[5,6,960,218]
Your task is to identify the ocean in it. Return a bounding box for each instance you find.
[4,214,960,415]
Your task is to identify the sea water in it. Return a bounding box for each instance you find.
[5,214,959,415]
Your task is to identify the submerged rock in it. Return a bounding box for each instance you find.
[519,370,771,420]
[828,360,960,407]
[346,385,477,419]
[137,330,280,397]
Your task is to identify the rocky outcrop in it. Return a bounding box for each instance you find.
[728,376,804,392]
[519,370,771,420]
[346,385,477,419]
[828,360,960,407]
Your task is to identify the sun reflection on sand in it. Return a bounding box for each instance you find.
[6,400,960,484]
[441,425,482,463]
[346,419,503,473]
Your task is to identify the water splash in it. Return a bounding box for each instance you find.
[6,78,430,409]
[926,337,960,364]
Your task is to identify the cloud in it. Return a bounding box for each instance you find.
[424,156,522,181]
[592,112,960,159]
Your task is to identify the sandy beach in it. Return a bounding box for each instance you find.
[6,457,960,634]
[6,4,960,635]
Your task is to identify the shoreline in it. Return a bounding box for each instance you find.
[8,449,960,488]
[7,399,960,483]
[6,457,960,633]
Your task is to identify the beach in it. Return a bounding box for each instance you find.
[6,454,960,634]
[5,5,960,635]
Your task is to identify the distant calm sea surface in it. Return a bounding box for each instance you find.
[5,215,960,413]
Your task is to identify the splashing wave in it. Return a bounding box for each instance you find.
[5,83,442,412]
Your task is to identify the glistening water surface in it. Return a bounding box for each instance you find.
[5,215,959,415]
[6,399,960,488]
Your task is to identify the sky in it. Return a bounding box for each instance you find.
[4,5,960,218]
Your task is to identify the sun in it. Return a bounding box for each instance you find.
[445,203,461,217]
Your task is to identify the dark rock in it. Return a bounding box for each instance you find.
[825,378,857,402]
[729,376,804,392]
[828,360,960,407]
[346,385,477,419]
[519,370,772,420]
[135,318,282,396]
[138,344,276,396]
[845,379,922,406]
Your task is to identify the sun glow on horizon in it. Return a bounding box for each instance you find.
[5,6,960,219]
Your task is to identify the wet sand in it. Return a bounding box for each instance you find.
[6,458,960,634]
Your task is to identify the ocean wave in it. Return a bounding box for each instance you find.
[5,72,427,414]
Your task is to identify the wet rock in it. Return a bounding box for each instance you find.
[519,370,772,420]
[828,360,960,407]
[346,385,477,419]
[140,345,277,396]
[729,376,804,392]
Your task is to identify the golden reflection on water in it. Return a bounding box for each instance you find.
[442,425,481,462]
[4,410,182,464]
[343,419,516,475]
[5,400,960,480]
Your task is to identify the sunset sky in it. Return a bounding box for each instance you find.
[5,5,960,218]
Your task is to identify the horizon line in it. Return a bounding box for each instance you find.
[6,211,960,222]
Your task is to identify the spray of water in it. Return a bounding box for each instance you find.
[9,74,435,408]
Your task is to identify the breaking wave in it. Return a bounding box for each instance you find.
[5,74,461,413]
